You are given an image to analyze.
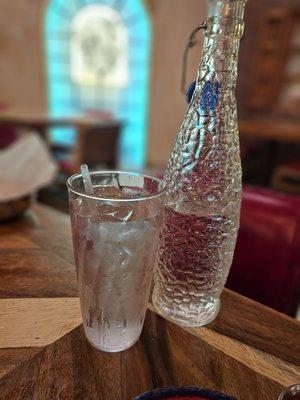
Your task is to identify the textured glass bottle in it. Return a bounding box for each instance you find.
[153,0,247,326]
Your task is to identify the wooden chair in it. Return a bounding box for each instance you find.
[246,7,297,111]
[52,122,121,175]
[39,122,121,212]
[235,3,300,185]
[74,123,121,171]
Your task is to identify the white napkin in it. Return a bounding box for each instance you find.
[0,133,57,201]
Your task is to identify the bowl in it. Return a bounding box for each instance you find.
[0,196,31,222]
[134,387,237,400]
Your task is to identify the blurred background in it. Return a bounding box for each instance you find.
[0,0,300,318]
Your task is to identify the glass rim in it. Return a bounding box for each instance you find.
[67,170,166,203]
[278,384,300,400]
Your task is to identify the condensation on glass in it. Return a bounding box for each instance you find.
[68,171,165,352]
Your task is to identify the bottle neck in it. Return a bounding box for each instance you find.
[196,0,246,90]
[207,0,246,20]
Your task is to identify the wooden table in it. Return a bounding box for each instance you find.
[0,205,299,400]
[0,112,120,150]
[0,112,118,136]
[0,112,121,171]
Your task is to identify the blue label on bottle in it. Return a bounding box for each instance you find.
[199,80,221,113]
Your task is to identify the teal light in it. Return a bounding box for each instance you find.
[45,0,151,168]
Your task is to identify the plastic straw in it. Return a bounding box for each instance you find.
[81,164,94,195]
[81,164,96,213]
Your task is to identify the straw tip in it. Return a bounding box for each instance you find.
[80,164,89,172]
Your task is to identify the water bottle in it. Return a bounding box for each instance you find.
[153,0,247,326]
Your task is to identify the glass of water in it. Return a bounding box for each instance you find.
[67,171,165,352]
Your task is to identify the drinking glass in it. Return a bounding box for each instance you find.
[67,171,165,352]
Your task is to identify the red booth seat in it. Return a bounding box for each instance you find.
[227,185,300,316]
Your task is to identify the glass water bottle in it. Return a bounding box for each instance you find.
[153,0,247,326]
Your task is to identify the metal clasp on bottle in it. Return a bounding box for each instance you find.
[181,21,207,95]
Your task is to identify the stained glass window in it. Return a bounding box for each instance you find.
[45,0,151,169]
[70,5,129,87]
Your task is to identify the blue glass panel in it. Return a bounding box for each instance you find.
[45,0,150,167]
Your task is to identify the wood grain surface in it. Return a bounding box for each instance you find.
[0,298,81,348]
[0,204,299,400]
[210,290,300,366]
[0,313,299,400]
